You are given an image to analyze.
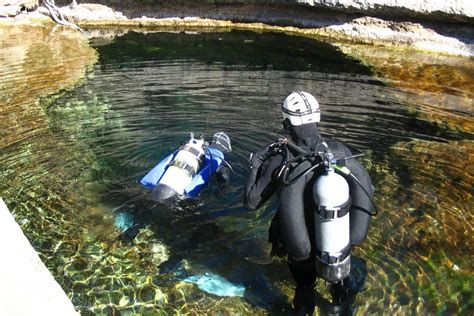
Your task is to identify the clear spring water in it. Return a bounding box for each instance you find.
[1,28,473,315]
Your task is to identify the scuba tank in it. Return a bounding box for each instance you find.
[313,150,351,283]
[277,138,377,283]
[152,133,205,201]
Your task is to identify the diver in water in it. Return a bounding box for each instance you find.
[243,91,376,315]
[117,132,232,241]
[140,131,233,202]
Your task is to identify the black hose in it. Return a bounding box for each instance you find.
[206,147,213,194]
[340,171,379,217]
[276,139,322,185]
[280,161,323,186]
[283,139,310,155]
[222,160,234,173]
[279,138,379,216]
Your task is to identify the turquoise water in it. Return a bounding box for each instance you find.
[1,30,472,315]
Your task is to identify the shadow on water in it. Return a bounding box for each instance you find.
[105,182,295,313]
[96,30,374,75]
[115,189,370,315]
[102,168,370,315]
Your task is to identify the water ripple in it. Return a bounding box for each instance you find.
[1,29,472,315]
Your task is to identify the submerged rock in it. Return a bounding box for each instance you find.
[338,44,474,133]
[382,139,474,263]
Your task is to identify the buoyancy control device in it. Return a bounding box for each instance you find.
[152,134,205,200]
[313,150,352,283]
[277,138,377,283]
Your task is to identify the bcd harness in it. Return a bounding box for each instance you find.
[274,138,378,217]
[264,137,378,283]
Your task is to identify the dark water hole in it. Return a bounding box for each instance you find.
[1,29,472,315]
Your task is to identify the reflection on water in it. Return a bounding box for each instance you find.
[1,27,473,315]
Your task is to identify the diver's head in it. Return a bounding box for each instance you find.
[282,91,320,140]
[209,131,232,153]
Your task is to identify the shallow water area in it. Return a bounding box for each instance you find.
[1,25,473,315]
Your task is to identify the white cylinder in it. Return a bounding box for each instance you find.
[159,166,193,195]
[315,213,350,252]
[313,169,350,254]
[159,138,204,195]
[313,169,351,282]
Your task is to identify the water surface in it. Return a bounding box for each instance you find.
[1,28,472,315]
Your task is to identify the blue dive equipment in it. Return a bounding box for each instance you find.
[140,132,230,201]
[152,134,205,200]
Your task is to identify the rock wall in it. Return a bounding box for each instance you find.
[292,0,473,20]
[1,0,472,56]
[55,0,474,24]
[2,0,473,23]
[0,0,38,16]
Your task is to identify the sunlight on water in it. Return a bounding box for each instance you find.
[1,27,472,315]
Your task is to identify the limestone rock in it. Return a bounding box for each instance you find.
[0,0,38,16]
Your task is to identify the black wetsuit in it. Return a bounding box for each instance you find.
[244,125,374,290]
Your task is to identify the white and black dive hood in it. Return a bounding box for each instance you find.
[209,131,232,153]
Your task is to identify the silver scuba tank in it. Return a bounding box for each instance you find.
[152,134,205,201]
[313,152,351,283]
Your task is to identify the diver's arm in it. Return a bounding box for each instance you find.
[244,151,283,211]
[214,163,230,183]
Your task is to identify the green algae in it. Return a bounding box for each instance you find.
[1,24,473,315]
[337,44,474,134]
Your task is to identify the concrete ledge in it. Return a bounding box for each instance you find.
[0,198,78,316]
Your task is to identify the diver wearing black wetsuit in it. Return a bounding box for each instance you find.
[244,91,374,314]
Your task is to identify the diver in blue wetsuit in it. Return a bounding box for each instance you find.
[117,132,232,241]
[244,92,377,315]
[140,131,232,202]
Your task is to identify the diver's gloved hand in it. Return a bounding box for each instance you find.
[215,164,230,183]
[248,144,277,169]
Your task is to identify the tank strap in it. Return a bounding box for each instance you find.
[181,144,204,162]
[182,163,196,175]
[316,197,351,219]
[316,244,351,265]
[171,159,198,176]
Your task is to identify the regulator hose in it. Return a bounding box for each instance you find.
[277,138,379,216]
[206,146,213,194]
[221,160,234,173]
[334,166,379,217]
[276,138,323,185]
